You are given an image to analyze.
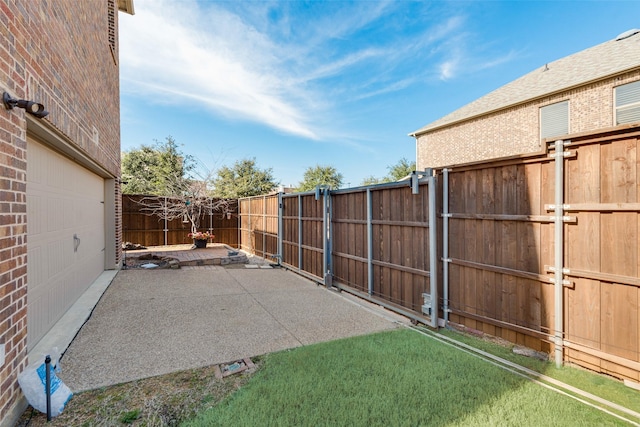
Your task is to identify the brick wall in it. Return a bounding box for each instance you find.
[0,1,122,424]
[416,69,640,168]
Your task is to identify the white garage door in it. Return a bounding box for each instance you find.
[27,138,105,350]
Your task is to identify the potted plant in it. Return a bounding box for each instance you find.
[188,231,213,249]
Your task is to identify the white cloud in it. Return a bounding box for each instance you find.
[119,1,517,141]
[120,0,318,139]
[439,57,460,81]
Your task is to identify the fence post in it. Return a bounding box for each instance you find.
[442,169,450,324]
[263,195,267,257]
[163,196,168,246]
[428,174,438,328]
[208,198,213,238]
[323,188,332,287]
[248,197,252,254]
[277,192,283,264]
[367,187,373,296]
[298,194,303,271]
[552,139,568,367]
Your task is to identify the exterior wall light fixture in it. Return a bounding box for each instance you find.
[3,92,49,118]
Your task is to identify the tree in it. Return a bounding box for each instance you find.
[360,175,385,186]
[121,136,194,195]
[387,157,416,181]
[122,136,232,237]
[297,165,343,192]
[211,158,278,198]
[137,177,232,237]
[359,157,416,186]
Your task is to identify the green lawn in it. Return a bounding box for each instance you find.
[183,328,637,426]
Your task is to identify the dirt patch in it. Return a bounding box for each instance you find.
[15,360,260,426]
[122,253,181,270]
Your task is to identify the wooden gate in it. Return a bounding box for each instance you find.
[331,181,438,325]
[239,178,439,326]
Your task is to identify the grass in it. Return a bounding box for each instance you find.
[437,327,640,415]
[183,329,636,426]
[16,328,638,426]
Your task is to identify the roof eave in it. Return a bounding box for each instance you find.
[118,0,135,15]
[410,65,640,138]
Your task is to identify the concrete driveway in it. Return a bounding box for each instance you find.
[59,265,403,391]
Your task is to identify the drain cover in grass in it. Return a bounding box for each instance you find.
[214,358,255,379]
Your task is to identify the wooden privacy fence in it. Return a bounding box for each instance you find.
[238,195,279,259]
[122,195,239,247]
[239,177,440,327]
[444,125,640,382]
[239,124,640,383]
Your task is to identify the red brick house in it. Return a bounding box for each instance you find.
[411,29,640,168]
[0,1,133,424]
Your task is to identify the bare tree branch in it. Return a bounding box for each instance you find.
[135,169,235,236]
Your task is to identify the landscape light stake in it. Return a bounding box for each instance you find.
[45,355,51,422]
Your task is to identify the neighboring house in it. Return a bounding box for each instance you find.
[411,29,640,168]
[0,1,134,425]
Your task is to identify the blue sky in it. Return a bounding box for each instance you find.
[119,0,640,188]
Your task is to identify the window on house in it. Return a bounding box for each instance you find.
[615,80,640,125]
[540,101,569,140]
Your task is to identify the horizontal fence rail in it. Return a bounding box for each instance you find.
[237,125,640,383]
[122,195,239,247]
[440,125,640,382]
[239,177,440,328]
[238,195,279,260]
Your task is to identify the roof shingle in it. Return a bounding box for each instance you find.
[411,30,640,136]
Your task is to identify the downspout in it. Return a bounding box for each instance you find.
[414,134,420,171]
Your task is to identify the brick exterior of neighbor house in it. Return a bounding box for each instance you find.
[407,30,640,383]
[0,1,132,424]
[412,31,640,168]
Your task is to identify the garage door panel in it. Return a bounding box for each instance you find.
[64,197,76,230]
[48,275,68,323]
[78,236,103,262]
[46,152,64,190]
[27,138,106,350]
[63,237,74,270]
[27,194,44,236]
[47,197,64,232]
[74,253,103,295]
[46,239,65,278]
[27,295,47,343]
[29,151,45,185]
[26,246,43,290]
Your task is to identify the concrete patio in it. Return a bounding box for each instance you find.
[57,259,406,392]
